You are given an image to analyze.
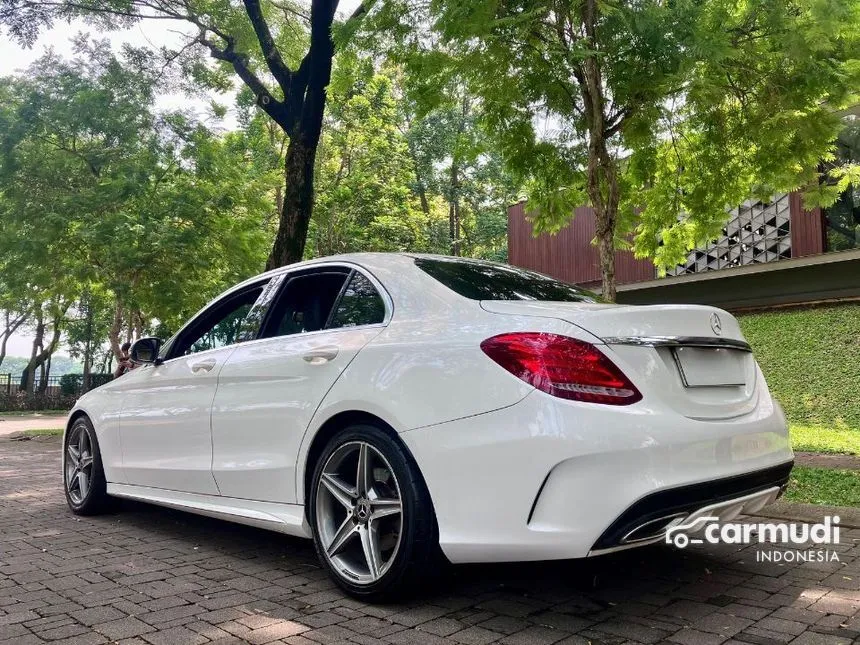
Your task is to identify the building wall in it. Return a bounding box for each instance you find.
[508,191,826,287]
[507,201,655,286]
[789,192,826,258]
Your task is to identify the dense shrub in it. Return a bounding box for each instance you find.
[0,391,77,412]
[59,373,113,395]
[738,303,860,429]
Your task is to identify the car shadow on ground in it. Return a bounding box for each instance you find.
[111,496,815,606]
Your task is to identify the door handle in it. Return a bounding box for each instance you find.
[302,346,339,365]
[190,358,216,373]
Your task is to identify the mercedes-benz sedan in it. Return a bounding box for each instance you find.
[63,253,794,600]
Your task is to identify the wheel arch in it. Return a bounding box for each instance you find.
[65,408,91,437]
[300,410,437,527]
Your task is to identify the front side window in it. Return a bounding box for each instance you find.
[171,284,266,357]
[329,272,386,328]
[414,257,603,302]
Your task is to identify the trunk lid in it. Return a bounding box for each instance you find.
[480,301,760,420]
[479,301,745,343]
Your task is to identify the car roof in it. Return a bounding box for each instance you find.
[224,252,473,313]
[237,252,504,288]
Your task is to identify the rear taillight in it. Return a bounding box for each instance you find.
[480,332,642,405]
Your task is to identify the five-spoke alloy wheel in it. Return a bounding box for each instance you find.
[310,424,439,600]
[316,441,403,584]
[65,423,95,505]
[63,416,111,515]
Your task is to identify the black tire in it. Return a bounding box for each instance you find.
[63,416,112,515]
[308,424,440,601]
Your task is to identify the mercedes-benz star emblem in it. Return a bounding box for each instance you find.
[710,313,722,335]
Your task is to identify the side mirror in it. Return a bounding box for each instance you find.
[130,337,163,365]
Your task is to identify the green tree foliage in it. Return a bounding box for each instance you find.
[236,53,517,260]
[0,44,275,380]
[1,0,377,270]
[413,0,860,299]
[309,63,427,255]
[406,97,516,261]
[390,60,518,260]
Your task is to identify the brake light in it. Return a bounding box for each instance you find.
[480,333,642,405]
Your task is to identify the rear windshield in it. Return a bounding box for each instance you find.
[414,257,603,302]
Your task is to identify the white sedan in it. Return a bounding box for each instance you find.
[64,253,794,600]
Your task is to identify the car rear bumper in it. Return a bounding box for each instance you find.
[588,462,792,555]
[401,388,793,564]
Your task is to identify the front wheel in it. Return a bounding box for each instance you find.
[309,424,439,601]
[63,416,112,515]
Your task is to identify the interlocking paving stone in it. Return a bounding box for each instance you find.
[1,438,859,645]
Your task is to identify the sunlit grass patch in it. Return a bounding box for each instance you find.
[785,466,860,506]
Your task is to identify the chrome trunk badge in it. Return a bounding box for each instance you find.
[710,313,722,335]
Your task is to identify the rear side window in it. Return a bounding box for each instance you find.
[414,257,602,302]
[264,271,349,337]
[329,272,386,328]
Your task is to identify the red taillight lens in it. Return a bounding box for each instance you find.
[480,333,642,405]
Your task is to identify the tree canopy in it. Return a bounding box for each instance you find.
[414,0,860,298]
[1,0,377,269]
[0,43,274,385]
[0,40,516,392]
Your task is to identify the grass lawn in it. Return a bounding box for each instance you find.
[790,424,860,455]
[785,466,860,506]
[20,428,64,437]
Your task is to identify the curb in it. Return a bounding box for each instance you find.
[795,451,860,471]
[754,500,860,529]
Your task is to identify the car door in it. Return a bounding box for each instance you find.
[210,265,390,503]
[119,277,278,495]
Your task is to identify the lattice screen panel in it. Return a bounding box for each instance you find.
[666,193,791,276]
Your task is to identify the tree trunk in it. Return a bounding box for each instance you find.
[82,301,94,393]
[449,159,461,256]
[125,308,133,345]
[24,309,64,396]
[83,349,92,392]
[417,182,430,216]
[589,144,620,302]
[407,142,431,216]
[579,0,621,302]
[266,137,317,269]
[263,0,336,270]
[0,310,27,371]
[133,309,143,341]
[108,298,123,362]
[38,355,50,395]
[22,313,45,393]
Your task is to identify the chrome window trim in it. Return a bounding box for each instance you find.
[602,336,752,353]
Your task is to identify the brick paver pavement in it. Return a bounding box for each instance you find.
[1,438,858,645]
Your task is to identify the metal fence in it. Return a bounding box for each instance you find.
[0,372,112,398]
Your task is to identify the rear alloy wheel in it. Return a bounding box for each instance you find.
[63,416,111,515]
[310,425,438,600]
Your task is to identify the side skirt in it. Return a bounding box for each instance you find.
[106,483,312,539]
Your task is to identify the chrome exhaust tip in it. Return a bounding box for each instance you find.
[620,513,688,545]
